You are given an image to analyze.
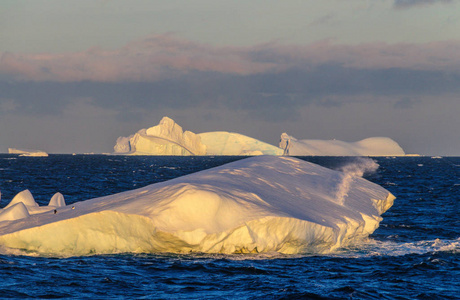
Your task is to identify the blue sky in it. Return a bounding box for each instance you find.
[1,0,460,155]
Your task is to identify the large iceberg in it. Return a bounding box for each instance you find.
[280,133,405,156]
[113,117,405,156]
[0,156,394,256]
[113,117,282,156]
[198,131,283,156]
[8,148,48,157]
[113,117,207,155]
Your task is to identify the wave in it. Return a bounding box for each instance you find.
[336,237,459,258]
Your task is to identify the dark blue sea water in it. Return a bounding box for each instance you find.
[0,155,458,299]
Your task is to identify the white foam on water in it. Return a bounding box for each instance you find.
[335,237,460,258]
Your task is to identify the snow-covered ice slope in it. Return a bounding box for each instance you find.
[0,156,394,256]
[113,117,207,155]
[280,133,405,156]
[199,131,284,156]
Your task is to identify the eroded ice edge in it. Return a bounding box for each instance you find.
[0,156,394,257]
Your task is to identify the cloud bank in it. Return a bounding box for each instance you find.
[1,34,460,83]
[1,34,459,120]
[393,0,454,8]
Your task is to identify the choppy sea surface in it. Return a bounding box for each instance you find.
[0,155,458,299]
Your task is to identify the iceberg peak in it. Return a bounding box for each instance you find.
[48,192,66,207]
[4,190,38,210]
[113,116,206,155]
[0,203,30,222]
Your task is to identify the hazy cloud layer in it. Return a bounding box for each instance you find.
[2,34,459,120]
[2,65,459,120]
[393,0,454,8]
[1,34,460,83]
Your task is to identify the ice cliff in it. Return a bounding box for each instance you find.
[0,156,394,256]
[280,133,406,156]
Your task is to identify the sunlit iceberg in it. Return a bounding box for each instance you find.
[113,117,281,156]
[0,190,65,222]
[198,131,283,156]
[113,116,406,156]
[113,117,207,155]
[0,156,394,256]
[8,148,48,157]
[280,133,405,156]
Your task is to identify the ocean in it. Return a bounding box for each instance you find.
[0,155,458,299]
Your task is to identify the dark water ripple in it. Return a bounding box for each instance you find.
[0,155,459,299]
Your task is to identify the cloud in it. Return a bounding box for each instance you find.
[1,34,460,127]
[1,34,460,83]
[2,64,459,124]
[0,34,275,82]
[393,0,454,8]
[393,97,419,109]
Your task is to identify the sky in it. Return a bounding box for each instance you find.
[1,0,459,155]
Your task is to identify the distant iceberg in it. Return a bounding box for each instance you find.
[280,133,405,156]
[0,156,394,256]
[113,116,405,156]
[8,148,48,157]
[113,117,281,156]
[198,131,283,156]
[113,117,207,155]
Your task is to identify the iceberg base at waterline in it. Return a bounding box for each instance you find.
[0,156,394,256]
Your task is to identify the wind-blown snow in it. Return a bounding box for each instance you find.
[198,131,284,156]
[113,117,206,155]
[0,156,394,256]
[8,148,48,157]
[280,133,405,156]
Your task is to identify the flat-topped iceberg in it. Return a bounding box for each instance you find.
[8,148,48,157]
[198,131,283,156]
[280,133,405,156]
[0,156,394,256]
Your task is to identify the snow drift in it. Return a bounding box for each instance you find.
[280,133,405,156]
[0,156,394,256]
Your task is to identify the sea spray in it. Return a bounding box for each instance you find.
[335,158,379,205]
